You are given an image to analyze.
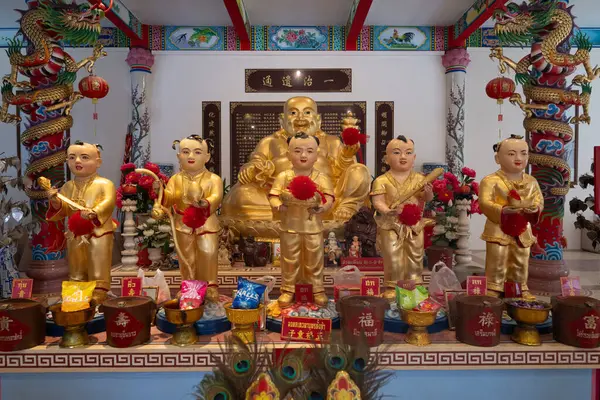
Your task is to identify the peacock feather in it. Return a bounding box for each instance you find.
[266,345,308,399]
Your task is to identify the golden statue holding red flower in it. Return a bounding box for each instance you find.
[371,136,438,301]
[480,135,543,298]
[43,141,117,304]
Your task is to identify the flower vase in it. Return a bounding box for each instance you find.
[148,248,163,264]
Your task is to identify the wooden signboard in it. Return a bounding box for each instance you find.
[202,101,222,176]
[230,101,366,184]
[375,101,394,175]
[245,69,352,93]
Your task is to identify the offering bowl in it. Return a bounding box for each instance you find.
[163,299,204,346]
[49,303,96,348]
[400,308,437,346]
[505,299,551,346]
[224,302,263,344]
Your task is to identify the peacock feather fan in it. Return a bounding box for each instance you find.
[194,335,265,400]
[265,344,309,399]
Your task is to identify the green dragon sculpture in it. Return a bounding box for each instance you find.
[0,0,106,264]
[490,0,599,266]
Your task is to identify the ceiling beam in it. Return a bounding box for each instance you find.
[345,0,374,51]
[223,0,251,50]
[88,0,147,47]
[449,0,508,48]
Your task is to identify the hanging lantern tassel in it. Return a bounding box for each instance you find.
[486,76,515,141]
[79,74,110,135]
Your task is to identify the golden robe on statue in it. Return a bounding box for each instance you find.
[47,173,117,296]
[268,169,334,295]
[371,171,427,294]
[162,170,223,285]
[479,170,544,293]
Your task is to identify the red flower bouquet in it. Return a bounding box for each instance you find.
[182,205,210,229]
[68,211,95,237]
[288,175,326,204]
[399,204,422,226]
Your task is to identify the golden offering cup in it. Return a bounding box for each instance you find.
[49,303,95,349]
[400,308,437,346]
[163,299,204,347]
[505,299,551,346]
[224,302,263,344]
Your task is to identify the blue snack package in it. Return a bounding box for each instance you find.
[232,277,267,309]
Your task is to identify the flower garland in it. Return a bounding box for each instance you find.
[117,162,169,211]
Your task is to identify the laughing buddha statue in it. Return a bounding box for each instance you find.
[222,96,370,226]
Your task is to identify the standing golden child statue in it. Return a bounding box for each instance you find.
[223,96,370,223]
[153,135,223,302]
[371,136,435,301]
[268,133,335,308]
[480,135,543,298]
[45,141,117,304]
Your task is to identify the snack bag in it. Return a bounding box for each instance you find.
[396,287,417,310]
[179,280,208,310]
[232,277,267,309]
[414,285,429,305]
[61,281,96,312]
[414,298,442,313]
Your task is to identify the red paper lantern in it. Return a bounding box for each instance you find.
[486,76,516,123]
[79,74,110,103]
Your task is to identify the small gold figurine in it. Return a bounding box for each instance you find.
[371,136,434,301]
[155,135,223,302]
[480,135,543,298]
[46,141,116,304]
[268,133,335,307]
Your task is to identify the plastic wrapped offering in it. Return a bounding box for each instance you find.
[179,280,208,310]
[232,277,267,309]
[396,285,431,311]
[61,281,96,312]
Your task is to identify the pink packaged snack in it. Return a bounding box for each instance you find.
[179,280,208,310]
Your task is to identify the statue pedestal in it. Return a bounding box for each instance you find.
[29,259,69,296]
[120,201,139,271]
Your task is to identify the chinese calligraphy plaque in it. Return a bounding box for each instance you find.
[202,102,222,176]
[245,69,352,93]
[375,101,394,174]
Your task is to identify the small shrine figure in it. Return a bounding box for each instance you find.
[343,206,378,257]
[218,242,232,268]
[348,236,362,258]
[324,231,342,266]
[239,236,269,267]
[269,133,335,307]
[153,135,223,302]
[46,141,117,304]
[480,135,543,299]
[371,136,433,301]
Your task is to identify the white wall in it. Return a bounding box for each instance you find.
[1,47,598,251]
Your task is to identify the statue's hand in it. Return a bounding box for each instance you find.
[193,199,209,208]
[81,209,98,221]
[309,206,325,215]
[238,165,256,185]
[341,143,360,158]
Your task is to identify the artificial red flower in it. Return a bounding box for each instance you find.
[288,175,325,203]
[437,189,454,203]
[125,172,140,184]
[122,184,137,195]
[139,175,154,190]
[158,173,169,184]
[432,179,449,194]
[471,181,479,196]
[120,162,136,172]
[149,189,158,200]
[508,189,521,201]
[458,185,471,194]
[398,203,422,226]
[444,172,460,189]
[116,189,123,209]
[461,167,476,178]
[341,127,367,146]
[144,162,160,175]
[470,199,481,215]
[68,211,95,237]
[500,208,528,237]
[182,206,209,229]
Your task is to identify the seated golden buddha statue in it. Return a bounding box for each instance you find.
[222,96,371,232]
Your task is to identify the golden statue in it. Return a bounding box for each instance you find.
[371,136,434,301]
[480,135,543,298]
[46,141,116,304]
[268,133,334,307]
[223,96,370,225]
[154,135,223,302]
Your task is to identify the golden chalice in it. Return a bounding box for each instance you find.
[224,302,263,344]
[401,309,437,346]
[50,303,96,348]
[505,299,551,346]
[163,299,204,346]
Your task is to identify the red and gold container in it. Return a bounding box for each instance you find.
[102,296,156,348]
[456,296,502,347]
[0,299,45,351]
[553,296,600,348]
[339,295,388,347]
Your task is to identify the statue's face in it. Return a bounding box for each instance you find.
[287,136,319,171]
[385,138,416,173]
[67,143,101,178]
[177,139,210,173]
[495,138,529,174]
[281,97,321,137]
[328,232,335,239]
